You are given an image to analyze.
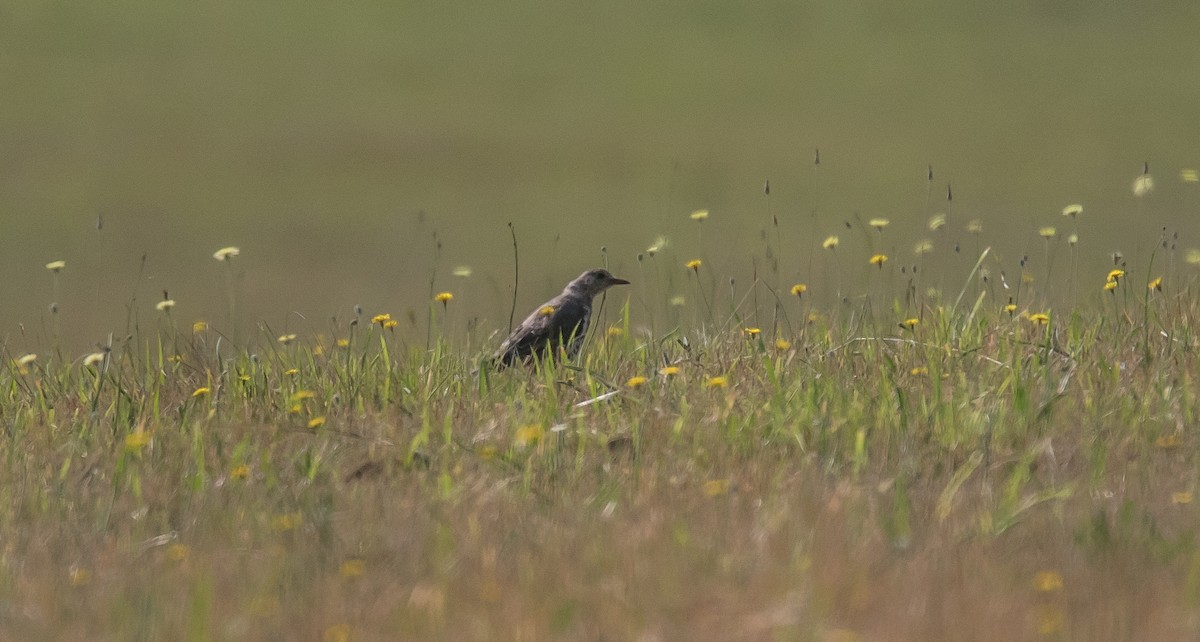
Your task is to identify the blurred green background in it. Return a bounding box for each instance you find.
[3,1,1199,350]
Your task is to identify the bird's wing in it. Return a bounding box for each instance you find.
[494,295,588,366]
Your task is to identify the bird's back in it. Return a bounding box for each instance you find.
[494,292,592,366]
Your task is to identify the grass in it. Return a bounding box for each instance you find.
[3,237,1200,640]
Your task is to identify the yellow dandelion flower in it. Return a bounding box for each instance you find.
[1133,174,1154,197]
[383,319,398,329]
[868,218,890,230]
[1172,491,1193,505]
[869,254,888,267]
[370,313,391,325]
[686,259,702,271]
[703,479,730,497]
[307,416,326,429]
[192,320,208,333]
[434,291,453,303]
[659,366,680,377]
[284,368,299,376]
[966,219,983,234]
[83,352,106,367]
[452,265,472,278]
[901,318,919,329]
[46,260,66,272]
[538,305,555,316]
[1149,276,1163,291]
[790,283,807,296]
[775,338,792,350]
[928,213,946,231]
[1038,227,1057,239]
[1028,313,1050,325]
[1033,570,1064,593]
[270,512,302,531]
[1107,269,1125,282]
[910,366,928,376]
[1062,204,1083,218]
[1182,169,1199,183]
[822,235,840,250]
[743,327,761,336]
[16,353,37,366]
[913,239,934,255]
[167,354,183,364]
[706,376,728,388]
[288,404,302,414]
[1104,280,1118,292]
[689,209,709,221]
[231,464,251,480]
[124,430,151,451]
[277,333,297,344]
[336,338,350,348]
[515,425,544,447]
[192,387,210,398]
[166,544,190,562]
[625,376,648,388]
[606,326,623,337]
[212,246,240,261]
[340,559,366,579]
[1004,303,1018,315]
[292,390,316,401]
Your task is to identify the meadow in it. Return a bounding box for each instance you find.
[5,200,1200,641]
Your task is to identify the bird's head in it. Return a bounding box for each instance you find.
[567,269,631,297]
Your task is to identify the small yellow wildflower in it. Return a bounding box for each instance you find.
[270,512,302,531]
[16,353,37,366]
[167,354,183,364]
[659,366,681,377]
[1021,272,1035,284]
[966,219,983,234]
[869,254,888,267]
[1133,174,1154,197]
[1148,276,1163,292]
[124,431,151,451]
[288,404,302,414]
[1172,491,1193,505]
[336,338,350,348]
[277,333,297,345]
[606,326,623,337]
[928,214,946,231]
[166,544,190,562]
[1182,169,1199,183]
[868,218,890,230]
[1104,281,1118,292]
[1038,226,1056,239]
[669,295,686,306]
[452,265,472,277]
[292,390,316,401]
[538,305,555,316]
[1188,249,1200,265]
[790,283,807,296]
[155,299,176,313]
[910,366,928,376]
[212,246,240,261]
[706,376,728,388]
[1068,233,1078,246]
[1107,269,1125,282]
[686,259,702,271]
[901,318,919,329]
[913,239,933,255]
[775,338,792,350]
[340,559,366,579]
[743,327,761,336]
[83,352,106,367]
[370,313,391,326]
[307,416,326,429]
[434,291,453,303]
[515,425,544,447]
[284,368,300,376]
[1004,303,1018,315]
[45,260,66,272]
[383,319,398,329]
[231,464,251,480]
[192,320,208,333]
[192,387,210,398]
[1062,204,1083,218]
[625,376,648,388]
[822,235,840,250]
[1033,570,1064,593]
[1028,313,1050,325]
[689,209,709,221]
[703,479,730,497]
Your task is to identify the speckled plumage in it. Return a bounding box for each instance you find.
[494,269,630,367]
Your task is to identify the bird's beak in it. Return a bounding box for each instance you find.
[608,276,631,286]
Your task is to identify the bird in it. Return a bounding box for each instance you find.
[494,268,630,367]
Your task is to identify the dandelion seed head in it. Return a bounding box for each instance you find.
[669,295,686,307]
[155,299,176,312]
[451,266,472,278]
[1133,174,1154,197]
[212,246,240,261]
[1038,227,1057,239]
[1068,233,1078,246]
[868,218,890,230]
[646,235,669,255]
[928,214,946,231]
